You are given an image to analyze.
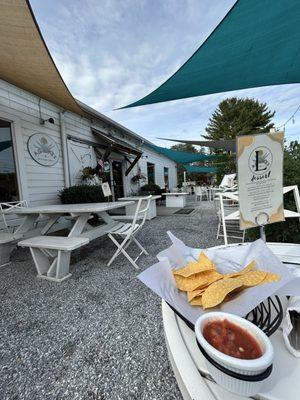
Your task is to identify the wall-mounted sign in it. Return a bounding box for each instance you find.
[237,132,284,230]
[27,133,59,166]
[101,182,112,197]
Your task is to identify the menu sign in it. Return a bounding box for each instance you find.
[237,132,284,230]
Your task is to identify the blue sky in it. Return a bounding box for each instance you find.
[30,0,300,146]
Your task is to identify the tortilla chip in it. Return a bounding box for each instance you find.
[239,270,267,287]
[174,270,223,292]
[260,272,280,284]
[173,251,215,277]
[202,277,244,309]
[226,261,257,278]
[187,288,206,302]
[190,297,203,306]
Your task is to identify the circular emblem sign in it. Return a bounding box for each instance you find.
[27,133,59,166]
[248,146,273,175]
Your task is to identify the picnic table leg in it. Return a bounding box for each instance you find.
[68,214,90,237]
[54,251,71,282]
[30,247,51,276]
[15,215,39,234]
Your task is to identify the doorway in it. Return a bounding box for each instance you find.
[0,119,19,201]
[111,160,124,199]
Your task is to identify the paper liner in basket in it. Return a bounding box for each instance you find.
[138,232,300,325]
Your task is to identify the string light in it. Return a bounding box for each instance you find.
[277,103,300,131]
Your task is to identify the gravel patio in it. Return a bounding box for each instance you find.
[0,201,223,400]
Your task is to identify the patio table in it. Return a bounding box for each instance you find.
[162,242,300,400]
[163,192,189,208]
[118,195,161,220]
[3,201,133,281]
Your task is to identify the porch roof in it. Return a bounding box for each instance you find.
[92,129,142,157]
[0,0,84,116]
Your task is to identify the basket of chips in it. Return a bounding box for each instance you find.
[171,251,283,335]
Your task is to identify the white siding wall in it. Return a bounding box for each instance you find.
[0,79,64,205]
[0,79,177,205]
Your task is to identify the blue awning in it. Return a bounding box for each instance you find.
[148,143,218,163]
[183,164,217,174]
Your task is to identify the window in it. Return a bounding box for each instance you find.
[164,167,169,189]
[147,162,155,185]
[0,119,18,201]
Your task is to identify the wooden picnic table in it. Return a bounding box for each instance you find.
[3,201,134,281]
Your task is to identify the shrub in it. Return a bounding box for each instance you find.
[139,183,163,196]
[59,185,105,204]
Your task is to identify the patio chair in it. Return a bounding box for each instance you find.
[106,195,152,269]
[216,191,244,245]
[0,200,28,233]
[216,185,300,245]
[194,186,209,201]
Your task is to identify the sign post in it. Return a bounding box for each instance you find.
[237,131,284,240]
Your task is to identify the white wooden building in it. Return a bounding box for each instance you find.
[0,1,177,214]
[0,79,177,206]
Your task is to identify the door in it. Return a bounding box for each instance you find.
[67,139,96,185]
[111,160,124,199]
[0,119,19,201]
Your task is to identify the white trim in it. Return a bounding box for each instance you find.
[0,108,29,202]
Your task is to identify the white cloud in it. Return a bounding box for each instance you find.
[31,0,300,145]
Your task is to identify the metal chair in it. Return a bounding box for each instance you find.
[216,185,300,245]
[0,200,28,233]
[106,195,152,269]
[216,192,244,245]
[194,186,209,201]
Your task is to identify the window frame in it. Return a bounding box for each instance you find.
[0,110,28,201]
[147,162,155,185]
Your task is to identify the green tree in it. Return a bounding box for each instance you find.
[204,97,275,142]
[204,97,275,179]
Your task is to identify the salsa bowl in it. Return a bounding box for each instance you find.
[194,311,274,396]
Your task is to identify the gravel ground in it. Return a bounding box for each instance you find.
[0,202,222,400]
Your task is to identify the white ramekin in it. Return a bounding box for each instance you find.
[194,312,274,396]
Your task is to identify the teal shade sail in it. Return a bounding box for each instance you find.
[147,143,218,163]
[183,164,217,174]
[123,0,300,108]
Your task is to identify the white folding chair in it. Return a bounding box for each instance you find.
[194,186,209,201]
[106,195,152,269]
[216,185,300,246]
[216,192,244,245]
[283,185,300,220]
[0,200,28,233]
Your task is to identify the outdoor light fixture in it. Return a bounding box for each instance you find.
[40,117,55,125]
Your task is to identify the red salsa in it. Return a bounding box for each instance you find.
[203,319,262,359]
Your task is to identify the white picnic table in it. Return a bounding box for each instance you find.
[162,242,300,400]
[118,195,161,220]
[3,201,133,282]
[163,192,189,208]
